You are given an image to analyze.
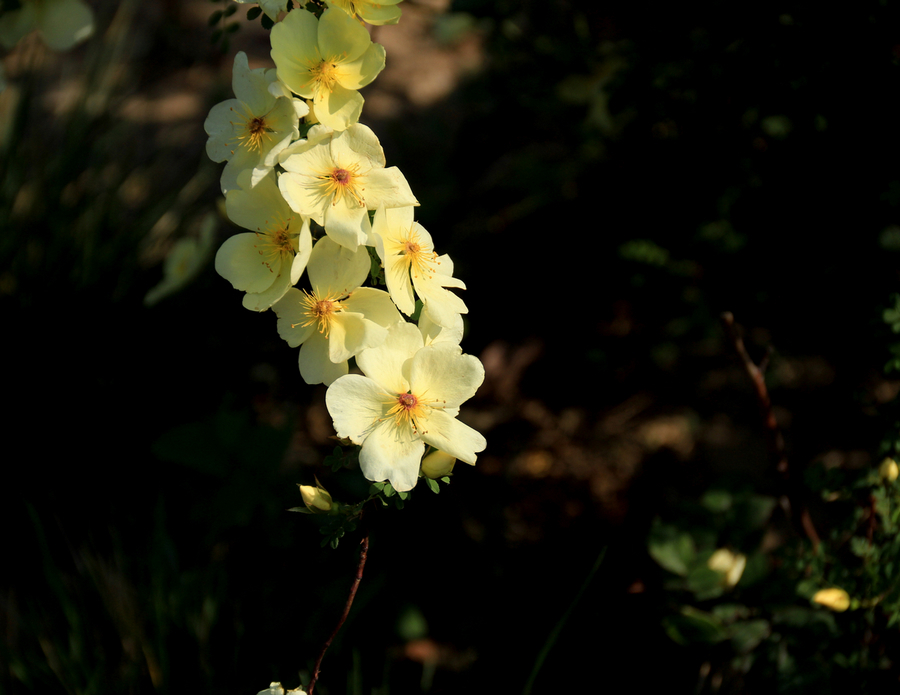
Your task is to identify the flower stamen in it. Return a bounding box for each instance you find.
[292,290,344,336]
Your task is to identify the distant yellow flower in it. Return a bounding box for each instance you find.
[879,457,899,482]
[812,588,851,612]
[707,549,746,588]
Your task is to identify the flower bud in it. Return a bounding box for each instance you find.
[878,457,899,482]
[298,481,333,513]
[421,449,456,479]
[707,548,746,588]
[812,587,851,612]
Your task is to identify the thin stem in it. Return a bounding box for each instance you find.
[307,533,370,695]
[522,547,607,695]
[720,312,820,552]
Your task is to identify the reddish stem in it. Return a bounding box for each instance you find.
[307,534,370,695]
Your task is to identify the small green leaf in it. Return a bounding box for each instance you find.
[730,619,770,654]
[686,566,725,601]
[663,608,726,645]
[701,489,732,513]
[648,520,696,576]
[440,476,451,484]
[426,478,440,494]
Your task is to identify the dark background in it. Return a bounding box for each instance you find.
[4,0,900,692]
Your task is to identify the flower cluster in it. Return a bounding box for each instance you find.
[204,1,485,493]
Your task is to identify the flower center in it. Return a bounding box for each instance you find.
[399,228,438,280]
[231,105,274,153]
[385,391,429,434]
[318,163,365,208]
[310,60,339,93]
[293,291,344,337]
[254,219,296,273]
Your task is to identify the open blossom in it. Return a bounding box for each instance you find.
[270,6,385,132]
[372,205,467,328]
[325,322,486,491]
[327,0,403,26]
[204,52,307,194]
[279,123,418,250]
[273,236,400,385]
[216,171,312,311]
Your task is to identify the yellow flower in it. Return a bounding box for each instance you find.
[327,0,403,26]
[278,124,418,250]
[272,236,401,385]
[812,588,851,612]
[204,52,307,194]
[270,7,385,131]
[879,457,899,482]
[707,549,746,588]
[372,205,467,328]
[326,322,486,492]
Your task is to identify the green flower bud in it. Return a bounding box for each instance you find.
[421,449,456,479]
[298,481,333,513]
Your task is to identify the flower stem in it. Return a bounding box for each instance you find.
[307,531,370,694]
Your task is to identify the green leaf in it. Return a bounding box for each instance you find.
[663,607,726,645]
[686,566,725,601]
[440,476,451,484]
[648,520,696,576]
[730,619,770,654]
[701,489,732,513]
[850,536,872,558]
[426,478,440,494]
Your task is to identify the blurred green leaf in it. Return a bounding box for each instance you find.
[663,607,726,645]
[686,566,725,601]
[730,619,770,654]
[648,520,696,576]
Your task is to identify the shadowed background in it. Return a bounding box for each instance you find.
[4,0,900,692]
